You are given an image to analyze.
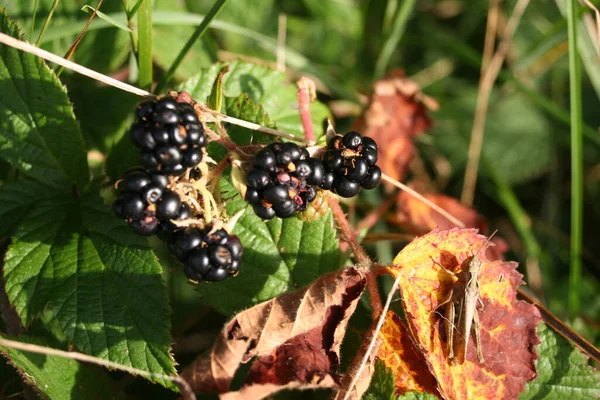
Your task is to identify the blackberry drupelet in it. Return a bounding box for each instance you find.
[131,97,206,175]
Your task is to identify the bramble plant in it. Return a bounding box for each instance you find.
[0,2,599,400]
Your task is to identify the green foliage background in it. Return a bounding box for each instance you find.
[0,0,599,398]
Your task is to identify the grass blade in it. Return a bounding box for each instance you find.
[35,0,60,46]
[374,0,416,79]
[155,0,230,94]
[137,0,152,90]
[567,0,583,317]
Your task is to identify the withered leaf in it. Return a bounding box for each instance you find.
[395,183,486,235]
[376,311,439,396]
[182,267,366,396]
[390,228,541,399]
[353,70,433,183]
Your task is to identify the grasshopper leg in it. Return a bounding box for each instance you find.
[473,308,484,363]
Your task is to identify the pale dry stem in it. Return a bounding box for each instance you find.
[0,338,195,400]
[337,272,402,400]
[461,0,530,205]
[381,173,466,228]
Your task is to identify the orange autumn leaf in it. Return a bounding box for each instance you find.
[353,70,433,183]
[389,228,541,400]
[376,311,439,396]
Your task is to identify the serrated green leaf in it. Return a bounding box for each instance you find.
[198,186,341,315]
[364,359,397,400]
[222,93,276,145]
[0,179,49,237]
[178,60,330,139]
[2,191,176,388]
[0,335,119,399]
[521,323,600,399]
[0,10,89,188]
[65,74,138,154]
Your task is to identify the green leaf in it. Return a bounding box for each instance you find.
[2,191,176,388]
[0,10,89,189]
[364,359,397,400]
[198,188,341,315]
[434,90,552,185]
[178,60,330,139]
[0,335,119,399]
[521,323,600,399]
[152,0,217,81]
[222,93,276,145]
[0,179,49,237]
[65,74,138,154]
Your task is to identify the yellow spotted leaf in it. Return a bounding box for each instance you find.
[389,228,541,400]
[376,311,439,396]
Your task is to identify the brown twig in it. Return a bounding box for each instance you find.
[297,76,317,143]
[461,0,530,205]
[56,0,104,77]
[517,289,600,364]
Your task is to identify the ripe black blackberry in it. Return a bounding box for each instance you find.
[323,131,381,197]
[113,169,191,237]
[131,97,206,175]
[245,142,323,219]
[167,226,243,283]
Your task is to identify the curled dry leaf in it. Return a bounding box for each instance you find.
[181,267,366,398]
[393,183,508,260]
[389,228,541,399]
[376,311,439,396]
[352,70,433,183]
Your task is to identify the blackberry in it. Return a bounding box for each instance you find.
[113,169,191,238]
[130,97,206,175]
[245,142,324,220]
[321,131,382,197]
[167,226,243,283]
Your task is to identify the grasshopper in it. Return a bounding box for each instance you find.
[435,231,497,365]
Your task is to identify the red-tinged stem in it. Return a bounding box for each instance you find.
[297,77,316,143]
[326,196,382,318]
[327,196,371,269]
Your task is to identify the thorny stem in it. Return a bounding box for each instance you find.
[327,196,371,270]
[297,77,316,143]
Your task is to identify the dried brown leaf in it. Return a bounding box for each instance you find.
[353,70,432,183]
[182,267,367,396]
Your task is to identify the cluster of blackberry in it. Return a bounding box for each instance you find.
[132,97,206,176]
[323,131,382,198]
[166,227,243,282]
[113,97,242,283]
[245,131,381,219]
[245,142,322,219]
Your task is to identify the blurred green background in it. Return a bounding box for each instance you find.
[1,0,599,396]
